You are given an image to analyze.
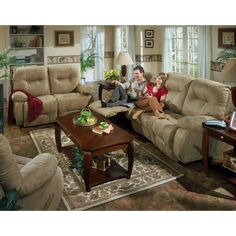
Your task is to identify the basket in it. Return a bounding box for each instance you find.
[73,108,97,126]
[92,155,111,171]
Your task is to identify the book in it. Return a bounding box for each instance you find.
[92,124,114,134]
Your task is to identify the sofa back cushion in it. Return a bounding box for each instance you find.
[13,66,50,96]
[0,135,22,191]
[182,78,230,119]
[165,73,193,113]
[48,65,80,94]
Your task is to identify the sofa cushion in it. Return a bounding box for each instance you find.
[48,65,80,94]
[177,115,216,132]
[13,66,50,96]
[0,135,22,191]
[182,78,230,119]
[54,93,92,116]
[165,73,193,114]
[13,154,31,170]
[132,113,179,160]
[89,100,130,117]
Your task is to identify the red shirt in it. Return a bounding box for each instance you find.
[146,83,168,100]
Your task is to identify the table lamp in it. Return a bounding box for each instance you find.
[222,58,236,107]
[116,51,134,77]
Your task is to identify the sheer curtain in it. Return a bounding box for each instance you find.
[114,26,122,68]
[80,26,93,81]
[163,27,173,73]
[127,26,136,80]
[80,26,105,82]
[94,26,105,81]
[198,26,211,79]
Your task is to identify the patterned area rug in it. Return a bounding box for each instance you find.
[29,128,183,210]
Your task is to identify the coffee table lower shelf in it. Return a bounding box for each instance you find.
[61,147,130,190]
[90,160,129,187]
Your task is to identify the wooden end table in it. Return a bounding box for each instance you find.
[98,81,115,100]
[55,112,134,192]
[201,123,236,185]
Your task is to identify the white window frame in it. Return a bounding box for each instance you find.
[167,26,199,77]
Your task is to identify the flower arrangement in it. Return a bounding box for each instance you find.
[104,69,120,81]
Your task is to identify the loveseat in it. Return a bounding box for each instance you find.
[89,73,232,163]
[11,65,93,127]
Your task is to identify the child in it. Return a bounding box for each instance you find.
[132,73,169,119]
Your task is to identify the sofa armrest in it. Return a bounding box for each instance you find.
[0,185,5,200]
[177,115,216,132]
[19,153,58,197]
[75,84,93,95]
[11,91,27,102]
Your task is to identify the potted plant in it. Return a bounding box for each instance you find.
[80,48,100,83]
[0,48,12,80]
[216,45,236,62]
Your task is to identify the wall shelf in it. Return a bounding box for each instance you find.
[9,25,44,68]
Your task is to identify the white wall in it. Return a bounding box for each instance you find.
[134,25,163,75]
[211,25,236,82]
[104,26,114,70]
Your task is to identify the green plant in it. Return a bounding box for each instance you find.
[0,48,12,79]
[80,49,100,79]
[216,45,236,62]
[72,147,83,173]
[0,188,22,211]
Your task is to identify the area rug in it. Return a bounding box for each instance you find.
[29,128,183,210]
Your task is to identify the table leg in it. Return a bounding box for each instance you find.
[127,142,134,178]
[98,84,103,100]
[202,128,209,176]
[83,151,93,192]
[55,123,62,152]
[233,146,236,156]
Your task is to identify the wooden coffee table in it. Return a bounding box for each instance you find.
[55,112,134,192]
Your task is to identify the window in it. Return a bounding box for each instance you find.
[166,26,199,77]
[80,26,104,81]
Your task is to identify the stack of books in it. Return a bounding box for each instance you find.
[92,124,114,134]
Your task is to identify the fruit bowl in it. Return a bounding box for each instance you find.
[73,108,97,126]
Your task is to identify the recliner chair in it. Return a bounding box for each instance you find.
[0,134,64,210]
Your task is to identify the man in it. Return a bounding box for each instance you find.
[101,65,147,107]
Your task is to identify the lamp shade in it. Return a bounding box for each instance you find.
[116,52,134,66]
[222,58,236,84]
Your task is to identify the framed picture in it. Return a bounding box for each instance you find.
[230,112,236,131]
[55,31,74,47]
[145,40,154,48]
[145,30,154,38]
[218,28,236,48]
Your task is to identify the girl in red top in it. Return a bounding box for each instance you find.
[132,73,169,119]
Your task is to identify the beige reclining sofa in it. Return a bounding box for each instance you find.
[89,73,231,163]
[12,65,93,127]
[0,134,63,210]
